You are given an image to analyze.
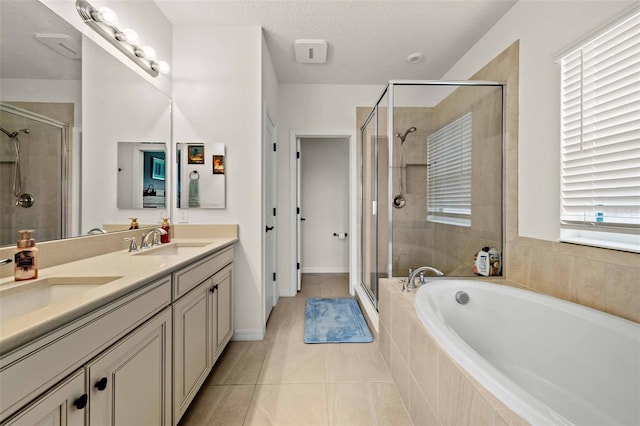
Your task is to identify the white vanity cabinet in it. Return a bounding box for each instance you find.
[0,277,172,425]
[173,248,234,424]
[1,369,86,426]
[87,307,172,426]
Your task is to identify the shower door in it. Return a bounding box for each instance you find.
[0,104,69,246]
[359,89,389,308]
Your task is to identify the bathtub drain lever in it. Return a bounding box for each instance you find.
[455,291,470,305]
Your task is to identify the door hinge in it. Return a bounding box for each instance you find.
[297,207,300,214]
[273,207,276,216]
[273,272,276,281]
[273,143,277,152]
[296,151,300,159]
[297,263,300,270]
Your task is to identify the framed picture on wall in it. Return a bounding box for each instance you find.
[188,145,204,164]
[213,155,225,174]
[151,156,165,180]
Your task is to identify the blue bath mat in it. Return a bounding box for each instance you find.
[304,298,373,343]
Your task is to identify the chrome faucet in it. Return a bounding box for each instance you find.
[406,266,444,289]
[87,227,107,235]
[124,237,138,252]
[141,228,167,249]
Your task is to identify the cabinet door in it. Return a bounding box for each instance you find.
[87,308,172,426]
[1,370,85,426]
[173,279,211,423]
[214,265,233,355]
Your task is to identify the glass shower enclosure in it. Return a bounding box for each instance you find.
[358,81,505,308]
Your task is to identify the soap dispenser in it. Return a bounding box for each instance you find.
[161,217,171,243]
[129,217,139,230]
[15,229,38,281]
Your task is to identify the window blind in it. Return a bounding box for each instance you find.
[427,112,472,227]
[560,10,640,252]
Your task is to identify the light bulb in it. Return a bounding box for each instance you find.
[98,7,118,26]
[122,28,139,45]
[141,46,157,61]
[155,61,170,74]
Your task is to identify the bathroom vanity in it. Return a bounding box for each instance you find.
[0,233,236,425]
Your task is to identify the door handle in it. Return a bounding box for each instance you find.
[266,226,274,232]
[300,218,306,221]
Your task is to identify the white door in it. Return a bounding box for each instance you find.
[296,138,303,291]
[265,112,277,320]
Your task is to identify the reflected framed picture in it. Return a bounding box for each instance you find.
[151,156,165,180]
[188,145,204,164]
[213,155,225,174]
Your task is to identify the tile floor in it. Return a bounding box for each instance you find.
[179,273,412,426]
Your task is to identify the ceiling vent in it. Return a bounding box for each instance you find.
[294,39,327,64]
[34,34,81,59]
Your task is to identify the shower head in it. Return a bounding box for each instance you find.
[0,128,30,139]
[395,127,417,142]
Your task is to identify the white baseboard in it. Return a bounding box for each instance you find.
[231,329,264,341]
[301,266,349,274]
[279,289,297,297]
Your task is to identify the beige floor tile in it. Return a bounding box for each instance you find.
[258,338,327,384]
[178,384,254,426]
[206,341,268,385]
[264,298,307,342]
[325,342,392,383]
[327,382,411,426]
[244,384,329,426]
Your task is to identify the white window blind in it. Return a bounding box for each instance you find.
[560,10,640,252]
[427,112,472,227]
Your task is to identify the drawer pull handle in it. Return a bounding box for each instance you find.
[210,284,219,293]
[73,394,88,410]
[95,377,108,391]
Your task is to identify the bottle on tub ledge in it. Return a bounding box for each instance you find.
[15,229,38,281]
[161,217,171,243]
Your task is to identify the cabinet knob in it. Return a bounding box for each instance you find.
[73,394,88,410]
[95,377,108,391]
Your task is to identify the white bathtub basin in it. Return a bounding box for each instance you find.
[0,276,121,322]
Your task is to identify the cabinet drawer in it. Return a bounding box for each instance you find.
[173,247,233,299]
[0,277,171,421]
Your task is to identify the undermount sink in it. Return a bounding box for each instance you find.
[0,276,121,323]
[133,242,210,256]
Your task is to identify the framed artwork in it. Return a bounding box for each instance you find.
[188,145,204,164]
[151,156,165,180]
[213,155,225,174]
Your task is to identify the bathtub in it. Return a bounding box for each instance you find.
[414,280,639,426]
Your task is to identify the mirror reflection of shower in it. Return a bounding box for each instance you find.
[0,127,34,207]
[393,126,417,209]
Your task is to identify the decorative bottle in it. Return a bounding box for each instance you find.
[15,230,38,281]
[161,217,171,243]
[129,217,139,230]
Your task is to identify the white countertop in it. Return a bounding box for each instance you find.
[0,237,236,355]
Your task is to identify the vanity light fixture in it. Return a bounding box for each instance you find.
[75,0,169,77]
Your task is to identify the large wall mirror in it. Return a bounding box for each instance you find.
[0,0,171,246]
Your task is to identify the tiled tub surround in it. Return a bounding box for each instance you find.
[379,278,528,426]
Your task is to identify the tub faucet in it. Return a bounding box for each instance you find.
[407,266,444,289]
[141,228,167,249]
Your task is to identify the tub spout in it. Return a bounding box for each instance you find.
[407,266,444,289]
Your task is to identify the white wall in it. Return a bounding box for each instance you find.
[172,25,264,339]
[276,84,382,293]
[442,0,637,241]
[300,137,350,273]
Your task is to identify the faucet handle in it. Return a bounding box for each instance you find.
[124,237,138,252]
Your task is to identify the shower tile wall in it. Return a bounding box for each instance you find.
[390,88,503,277]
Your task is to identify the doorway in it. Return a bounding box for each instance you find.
[289,131,357,297]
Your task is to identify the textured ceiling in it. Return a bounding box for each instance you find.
[156,0,518,84]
